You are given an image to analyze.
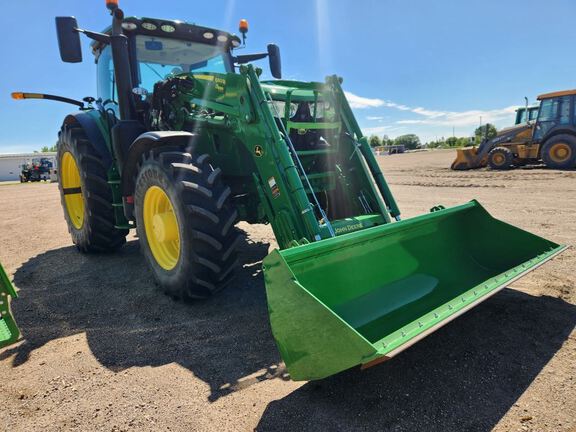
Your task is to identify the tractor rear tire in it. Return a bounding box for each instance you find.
[57,123,128,252]
[541,134,576,169]
[488,147,514,170]
[134,150,241,300]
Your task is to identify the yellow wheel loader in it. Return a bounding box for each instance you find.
[452,90,576,170]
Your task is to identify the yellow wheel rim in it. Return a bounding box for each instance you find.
[549,143,572,163]
[143,186,181,270]
[61,152,84,229]
[492,153,505,165]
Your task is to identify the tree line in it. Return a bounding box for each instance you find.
[34,144,58,153]
[368,124,498,150]
[35,124,499,153]
[369,134,421,150]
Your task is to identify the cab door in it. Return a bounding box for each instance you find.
[533,95,572,141]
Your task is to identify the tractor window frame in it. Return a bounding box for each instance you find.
[537,98,560,122]
[534,95,575,141]
[131,34,234,93]
[95,33,235,109]
[558,96,571,125]
[96,44,118,112]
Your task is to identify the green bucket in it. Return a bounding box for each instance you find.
[0,262,20,349]
[263,200,566,381]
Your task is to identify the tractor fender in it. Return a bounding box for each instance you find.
[121,131,197,196]
[63,112,112,169]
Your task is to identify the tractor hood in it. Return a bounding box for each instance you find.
[488,123,533,146]
[497,123,532,136]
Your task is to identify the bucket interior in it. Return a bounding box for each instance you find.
[281,203,558,345]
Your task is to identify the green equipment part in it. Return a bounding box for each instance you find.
[264,200,566,380]
[13,1,567,380]
[0,262,20,349]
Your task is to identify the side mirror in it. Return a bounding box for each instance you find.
[267,44,282,79]
[55,17,82,63]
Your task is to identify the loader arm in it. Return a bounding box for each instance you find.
[228,65,399,248]
[325,76,401,220]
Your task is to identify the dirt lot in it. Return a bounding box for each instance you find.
[1,149,574,431]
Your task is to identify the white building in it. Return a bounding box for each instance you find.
[0,153,57,181]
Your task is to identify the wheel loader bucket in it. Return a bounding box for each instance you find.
[451,147,486,170]
[0,262,20,349]
[263,200,566,381]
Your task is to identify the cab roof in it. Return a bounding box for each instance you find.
[90,16,241,56]
[537,89,576,100]
[515,105,539,111]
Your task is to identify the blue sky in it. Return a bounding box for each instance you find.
[1,0,575,152]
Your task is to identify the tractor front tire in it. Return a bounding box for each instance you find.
[57,123,128,252]
[488,147,514,170]
[541,134,576,169]
[134,151,241,300]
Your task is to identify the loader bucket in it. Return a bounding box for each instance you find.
[0,262,20,349]
[451,147,486,170]
[263,200,566,381]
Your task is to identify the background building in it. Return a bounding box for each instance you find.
[0,153,57,181]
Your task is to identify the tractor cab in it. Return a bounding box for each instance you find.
[91,16,280,114]
[532,90,576,142]
[91,17,240,106]
[514,105,539,125]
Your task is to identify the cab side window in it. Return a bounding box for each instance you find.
[538,98,558,122]
[558,96,571,125]
[535,97,564,140]
[96,45,119,115]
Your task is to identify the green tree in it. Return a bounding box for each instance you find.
[368,135,382,148]
[426,138,445,148]
[39,144,57,153]
[394,134,421,150]
[474,123,497,145]
[445,137,458,147]
[381,134,393,147]
[445,137,472,148]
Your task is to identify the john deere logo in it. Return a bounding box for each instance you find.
[254,145,264,157]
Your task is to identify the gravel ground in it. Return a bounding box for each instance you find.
[0,149,574,431]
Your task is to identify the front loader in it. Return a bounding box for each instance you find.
[13,1,566,380]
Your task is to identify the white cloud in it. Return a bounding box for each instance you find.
[347,89,516,124]
[396,106,517,127]
[347,90,519,139]
[411,107,447,118]
[363,125,406,135]
[344,91,385,109]
[385,102,411,111]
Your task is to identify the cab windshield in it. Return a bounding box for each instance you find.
[135,35,231,92]
[97,34,232,103]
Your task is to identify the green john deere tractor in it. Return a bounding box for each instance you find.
[13,1,566,380]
